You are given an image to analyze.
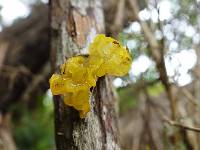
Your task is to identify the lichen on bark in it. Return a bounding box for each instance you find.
[50,0,121,149]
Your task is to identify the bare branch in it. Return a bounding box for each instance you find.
[20,62,50,102]
[163,117,200,133]
[128,0,177,120]
[112,0,125,36]
[1,65,33,76]
[192,68,200,80]
[128,0,161,63]
[181,88,200,107]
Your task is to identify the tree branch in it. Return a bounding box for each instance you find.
[181,88,200,107]
[111,0,125,37]
[128,0,177,120]
[163,117,200,133]
[20,62,50,102]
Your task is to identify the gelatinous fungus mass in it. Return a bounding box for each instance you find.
[49,34,132,118]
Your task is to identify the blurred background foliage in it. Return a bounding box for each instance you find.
[11,93,54,150]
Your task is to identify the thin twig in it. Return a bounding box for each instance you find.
[181,88,200,107]
[0,64,33,76]
[20,62,50,102]
[163,117,200,132]
[113,0,125,34]
[128,0,177,120]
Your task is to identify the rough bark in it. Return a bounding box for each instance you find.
[50,0,120,149]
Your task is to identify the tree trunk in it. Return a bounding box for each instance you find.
[50,0,120,149]
[0,114,16,150]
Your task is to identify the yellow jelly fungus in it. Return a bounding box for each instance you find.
[49,34,132,118]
